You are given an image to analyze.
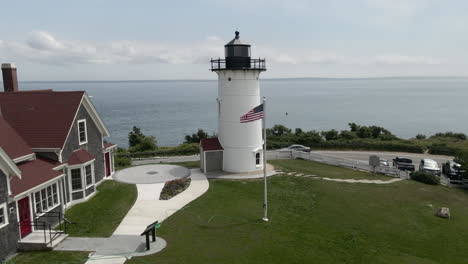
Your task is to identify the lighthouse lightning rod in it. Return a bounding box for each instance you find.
[262,96,269,222]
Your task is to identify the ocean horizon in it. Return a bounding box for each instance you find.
[17,77,468,148]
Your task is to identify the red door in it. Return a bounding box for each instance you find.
[105,152,111,177]
[18,196,32,238]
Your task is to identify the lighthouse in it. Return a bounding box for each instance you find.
[200,31,266,173]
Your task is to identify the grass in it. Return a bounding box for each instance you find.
[128,161,468,264]
[270,159,392,180]
[9,251,89,264]
[165,160,200,168]
[65,180,137,237]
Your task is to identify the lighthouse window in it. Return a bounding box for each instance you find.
[256,153,261,165]
[228,77,231,81]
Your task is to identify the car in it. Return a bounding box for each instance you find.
[442,161,464,180]
[379,159,389,167]
[392,157,415,171]
[286,144,311,152]
[419,159,441,176]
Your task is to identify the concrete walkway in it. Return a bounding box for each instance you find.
[56,167,209,264]
[114,169,209,235]
[206,164,278,179]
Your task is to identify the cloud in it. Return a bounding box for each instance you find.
[0,30,441,67]
[206,36,222,42]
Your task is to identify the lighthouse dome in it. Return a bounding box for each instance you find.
[210,31,265,71]
[224,31,251,58]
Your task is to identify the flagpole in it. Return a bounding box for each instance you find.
[262,96,269,222]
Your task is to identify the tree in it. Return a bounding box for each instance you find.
[321,129,339,141]
[416,134,426,140]
[348,123,359,132]
[339,130,357,140]
[356,126,373,139]
[294,128,304,136]
[128,126,157,152]
[270,124,292,137]
[184,129,209,144]
[128,126,145,147]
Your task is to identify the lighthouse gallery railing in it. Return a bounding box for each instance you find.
[210,58,266,71]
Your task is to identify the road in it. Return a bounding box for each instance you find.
[309,150,453,167]
[131,150,454,169]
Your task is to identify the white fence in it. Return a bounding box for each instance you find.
[270,150,410,179]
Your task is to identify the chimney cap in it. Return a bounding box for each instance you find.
[2,63,17,69]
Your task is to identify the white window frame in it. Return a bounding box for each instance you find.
[85,164,93,187]
[70,168,83,192]
[0,202,8,229]
[67,161,95,202]
[77,119,88,145]
[33,183,60,215]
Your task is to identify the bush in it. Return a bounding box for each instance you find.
[428,143,459,156]
[416,134,426,140]
[431,132,467,141]
[129,136,157,152]
[410,171,440,185]
[160,178,191,200]
[115,155,131,169]
[321,129,339,141]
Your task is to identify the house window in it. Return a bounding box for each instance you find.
[256,152,261,165]
[78,119,87,145]
[71,168,82,191]
[0,203,8,229]
[85,165,93,187]
[34,183,59,214]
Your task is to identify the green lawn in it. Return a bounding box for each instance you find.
[128,161,468,264]
[9,251,89,264]
[166,160,200,168]
[271,159,392,180]
[65,180,137,237]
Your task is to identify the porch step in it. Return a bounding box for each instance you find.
[18,231,69,251]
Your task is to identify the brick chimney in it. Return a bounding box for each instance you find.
[2,63,18,92]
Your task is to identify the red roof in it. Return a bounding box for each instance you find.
[68,149,95,165]
[103,142,117,150]
[200,138,223,151]
[10,158,63,196]
[0,90,84,148]
[0,117,34,160]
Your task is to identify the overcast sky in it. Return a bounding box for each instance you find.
[1,0,467,81]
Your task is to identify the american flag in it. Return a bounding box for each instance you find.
[240,104,264,123]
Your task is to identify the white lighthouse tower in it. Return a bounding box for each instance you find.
[208,31,266,173]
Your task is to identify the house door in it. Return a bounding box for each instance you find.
[105,152,111,177]
[18,196,32,238]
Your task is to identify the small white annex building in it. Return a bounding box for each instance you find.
[201,31,266,173]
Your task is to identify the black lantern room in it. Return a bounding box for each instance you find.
[211,31,266,71]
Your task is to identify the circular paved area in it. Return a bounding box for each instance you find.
[114,164,190,184]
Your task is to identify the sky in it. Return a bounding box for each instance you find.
[0,0,467,81]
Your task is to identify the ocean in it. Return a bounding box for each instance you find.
[20,77,468,147]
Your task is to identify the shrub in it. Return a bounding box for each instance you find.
[339,130,357,140]
[160,178,191,200]
[428,143,459,156]
[430,132,467,141]
[321,129,339,141]
[416,134,426,140]
[115,155,131,169]
[410,171,440,185]
[129,136,157,152]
